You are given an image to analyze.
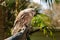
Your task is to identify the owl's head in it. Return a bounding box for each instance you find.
[23,8,36,16]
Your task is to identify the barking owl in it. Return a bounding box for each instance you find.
[11,8,36,35]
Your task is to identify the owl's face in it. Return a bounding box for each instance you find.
[23,8,36,16]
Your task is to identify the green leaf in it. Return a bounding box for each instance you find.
[40,22,45,29]
[43,28,47,35]
[50,31,53,36]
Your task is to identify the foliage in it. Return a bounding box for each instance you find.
[55,0,60,4]
[5,0,15,8]
[31,13,53,36]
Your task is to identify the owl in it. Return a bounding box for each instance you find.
[11,8,36,35]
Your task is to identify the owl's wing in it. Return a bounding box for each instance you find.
[14,11,25,26]
[14,11,33,26]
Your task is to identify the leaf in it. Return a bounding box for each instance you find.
[43,28,47,35]
[40,22,45,29]
[50,31,53,36]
